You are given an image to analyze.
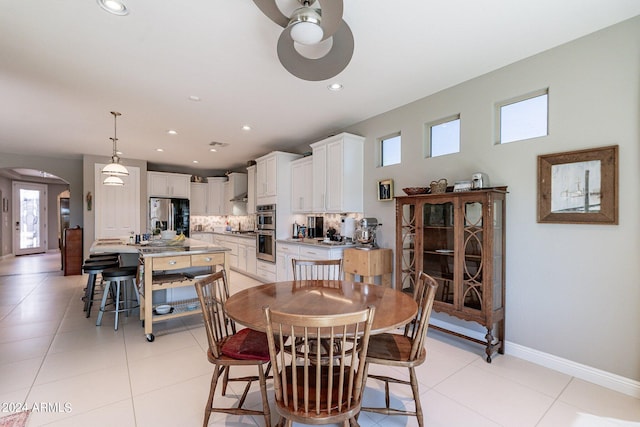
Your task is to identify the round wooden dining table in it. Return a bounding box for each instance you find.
[225,280,417,335]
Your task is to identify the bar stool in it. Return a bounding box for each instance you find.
[96,266,139,331]
[82,257,119,317]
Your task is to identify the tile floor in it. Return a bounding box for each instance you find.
[0,252,639,426]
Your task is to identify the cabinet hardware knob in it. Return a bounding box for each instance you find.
[169,260,176,265]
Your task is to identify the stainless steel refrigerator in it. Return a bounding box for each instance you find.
[149,198,190,237]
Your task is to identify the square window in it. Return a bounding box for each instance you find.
[498,90,548,144]
[426,116,460,158]
[380,133,401,166]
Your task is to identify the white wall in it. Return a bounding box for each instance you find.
[345,16,640,381]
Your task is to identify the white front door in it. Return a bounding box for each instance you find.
[13,182,47,255]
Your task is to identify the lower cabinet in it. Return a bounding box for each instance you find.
[256,260,276,282]
[213,233,257,277]
[276,241,348,281]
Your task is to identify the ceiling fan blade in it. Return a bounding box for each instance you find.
[317,0,343,39]
[253,0,289,28]
[277,20,354,81]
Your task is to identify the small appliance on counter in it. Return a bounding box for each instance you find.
[306,216,324,238]
[340,217,356,242]
[471,172,489,189]
[355,217,381,250]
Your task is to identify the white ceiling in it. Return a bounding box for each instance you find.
[1,1,638,175]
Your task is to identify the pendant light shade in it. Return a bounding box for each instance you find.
[101,111,129,182]
[103,175,125,186]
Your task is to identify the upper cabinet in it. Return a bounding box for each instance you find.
[255,151,302,206]
[190,183,208,215]
[311,133,365,213]
[225,172,248,216]
[291,156,313,213]
[207,177,227,216]
[148,172,191,198]
[246,165,256,215]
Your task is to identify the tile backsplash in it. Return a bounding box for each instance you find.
[191,215,255,232]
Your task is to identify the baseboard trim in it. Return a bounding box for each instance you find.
[430,318,640,398]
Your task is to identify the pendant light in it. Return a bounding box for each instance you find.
[101,111,129,185]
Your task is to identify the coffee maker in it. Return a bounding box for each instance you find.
[355,217,381,249]
[306,216,324,239]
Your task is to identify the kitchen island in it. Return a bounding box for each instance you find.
[91,237,230,341]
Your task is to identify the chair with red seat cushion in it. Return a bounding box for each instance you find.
[194,270,271,427]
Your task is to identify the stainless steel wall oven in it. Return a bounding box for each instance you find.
[256,204,276,263]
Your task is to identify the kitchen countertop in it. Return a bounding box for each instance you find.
[90,237,230,257]
[192,230,257,238]
[278,237,357,248]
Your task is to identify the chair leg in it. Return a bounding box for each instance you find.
[203,365,222,427]
[221,365,229,395]
[113,280,122,331]
[96,280,112,326]
[409,367,423,427]
[257,364,271,427]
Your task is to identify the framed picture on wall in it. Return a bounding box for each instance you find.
[537,145,618,224]
[377,179,394,201]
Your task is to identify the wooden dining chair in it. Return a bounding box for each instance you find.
[292,258,343,281]
[360,271,438,427]
[194,270,271,427]
[263,305,375,427]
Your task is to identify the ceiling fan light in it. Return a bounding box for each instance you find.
[289,7,323,45]
[103,175,124,186]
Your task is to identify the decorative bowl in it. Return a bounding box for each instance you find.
[403,187,430,196]
[155,305,172,315]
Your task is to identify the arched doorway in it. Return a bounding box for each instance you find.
[0,168,70,257]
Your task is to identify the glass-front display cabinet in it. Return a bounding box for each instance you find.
[396,188,507,362]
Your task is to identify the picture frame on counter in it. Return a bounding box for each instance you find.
[537,145,618,224]
[377,179,394,201]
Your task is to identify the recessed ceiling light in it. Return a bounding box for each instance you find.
[209,148,217,152]
[167,130,177,135]
[328,83,343,91]
[97,0,128,16]
[188,95,201,102]
[156,148,164,152]
[192,160,199,164]
[242,125,252,131]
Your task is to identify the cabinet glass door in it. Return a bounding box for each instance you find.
[422,202,455,305]
[399,203,416,294]
[462,201,483,311]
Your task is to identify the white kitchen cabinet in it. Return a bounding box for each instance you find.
[276,242,300,281]
[191,232,214,243]
[256,260,276,282]
[207,177,227,215]
[190,183,207,215]
[277,241,348,281]
[255,151,301,206]
[246,238,257,275]
[247,165,256,215]
[217,235,238,269]
[291,156,313,213]
[148,172,191,198]
[310,133,365,213]
[225,172,248,216]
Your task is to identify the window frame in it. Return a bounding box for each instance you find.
[495,88,549,145]
[424,114,461,158]
[379,132,402,167]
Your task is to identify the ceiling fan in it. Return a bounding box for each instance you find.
[253,0,354,81]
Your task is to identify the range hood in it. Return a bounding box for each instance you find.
[230,192,248,203]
